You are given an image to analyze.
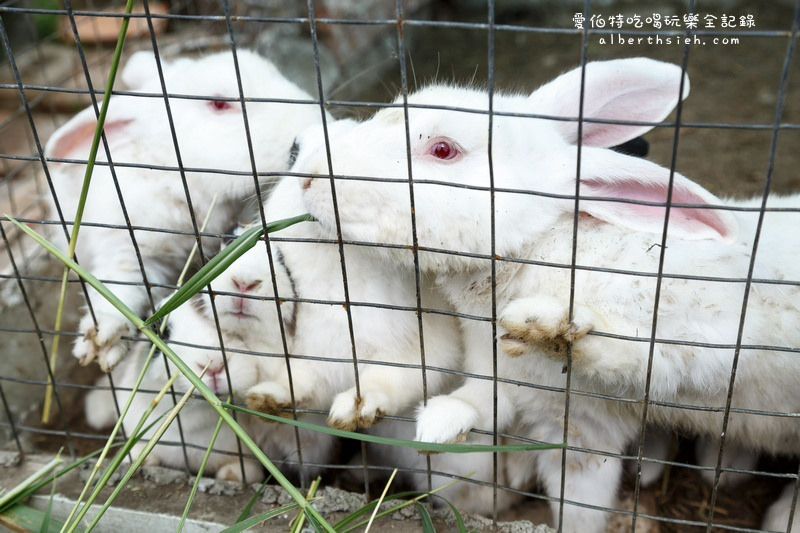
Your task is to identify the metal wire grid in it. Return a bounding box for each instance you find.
[0,0,798,531]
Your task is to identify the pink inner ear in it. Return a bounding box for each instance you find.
[50,119,133,159]
[582,179,734,241]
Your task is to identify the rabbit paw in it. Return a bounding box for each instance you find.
[327,388,390,431]
[498,296,593,359]
[415,395,479,446]
[245,381,302,418]
[216,459,265,483]
[73,312,132,371]
[131,442,161,468]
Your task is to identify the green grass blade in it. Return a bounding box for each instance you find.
[178,405,226,532]
[39,469,57,533]
[143,213,315,327]
[428,494,467,533]
[365,469,396,532]
[0,503,65,533]
[144,223,261,327]
[5,216,140,325]
[65,407,173,531]
[223,403,562,454]
[335,475,467,533]
[6,216,333,531]
[415,503,435,533]
[64,344,161,526]
[42,0,135,424]
[335,490,443,533]
[67,0,135,243]
[235,476,272,524]
[290,476,321,533]
[71,196,221,528]
[1,444,127,514]
[85,378,198,532]
[0,455,62,511]
[41,268,69,423]
[220,501,302,533]
[332,490,431,532]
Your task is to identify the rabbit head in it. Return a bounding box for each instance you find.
[297,57,738,273]
[204,232,296,348]
[45,49,320,197]
[157,297,261,398]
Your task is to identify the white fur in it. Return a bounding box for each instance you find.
[85,299,267,482]
[46,50,320,371]
[212,126,486,505]
[293,57,797,531]
[216,137,463,433]
[218,177,464,424]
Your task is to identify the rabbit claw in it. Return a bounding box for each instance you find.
[328,388,389,431]
[498,296,593,359]
[245,381,301,419]
[73,313,131,371]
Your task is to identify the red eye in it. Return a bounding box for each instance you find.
[430,140,459,160]
[209,99,233,112]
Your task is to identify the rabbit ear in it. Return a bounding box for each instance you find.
[46,51,164,159]
[44,103,135,159]
[573,147,737,243]
[529,58,689,148]
[121,50,163,89]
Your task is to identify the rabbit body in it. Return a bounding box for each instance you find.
[295,57,800,530]
[86,289,339,482]
[213,159,488,505]
[85,299,268,482]
[217,172,463,432]
[495,192,800,451]
[46,50,320,371]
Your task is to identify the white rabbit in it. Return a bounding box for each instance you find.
[85,296,268,482]
[46,49,320,371]
[201,225,339,481]
[215,182,510,513]
[212,124,510,508]
[292,57,784,531]
[216,121,462,433]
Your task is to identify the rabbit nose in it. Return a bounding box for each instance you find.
[231,278,262,293]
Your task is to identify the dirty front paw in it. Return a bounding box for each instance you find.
[245,381,300,418]
[327,388,390,431]
[498,296,593,359]
[73,312,133,371]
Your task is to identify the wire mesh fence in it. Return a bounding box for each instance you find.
[1,0,800,531]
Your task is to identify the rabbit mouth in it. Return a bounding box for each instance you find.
[222,310,257,322]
